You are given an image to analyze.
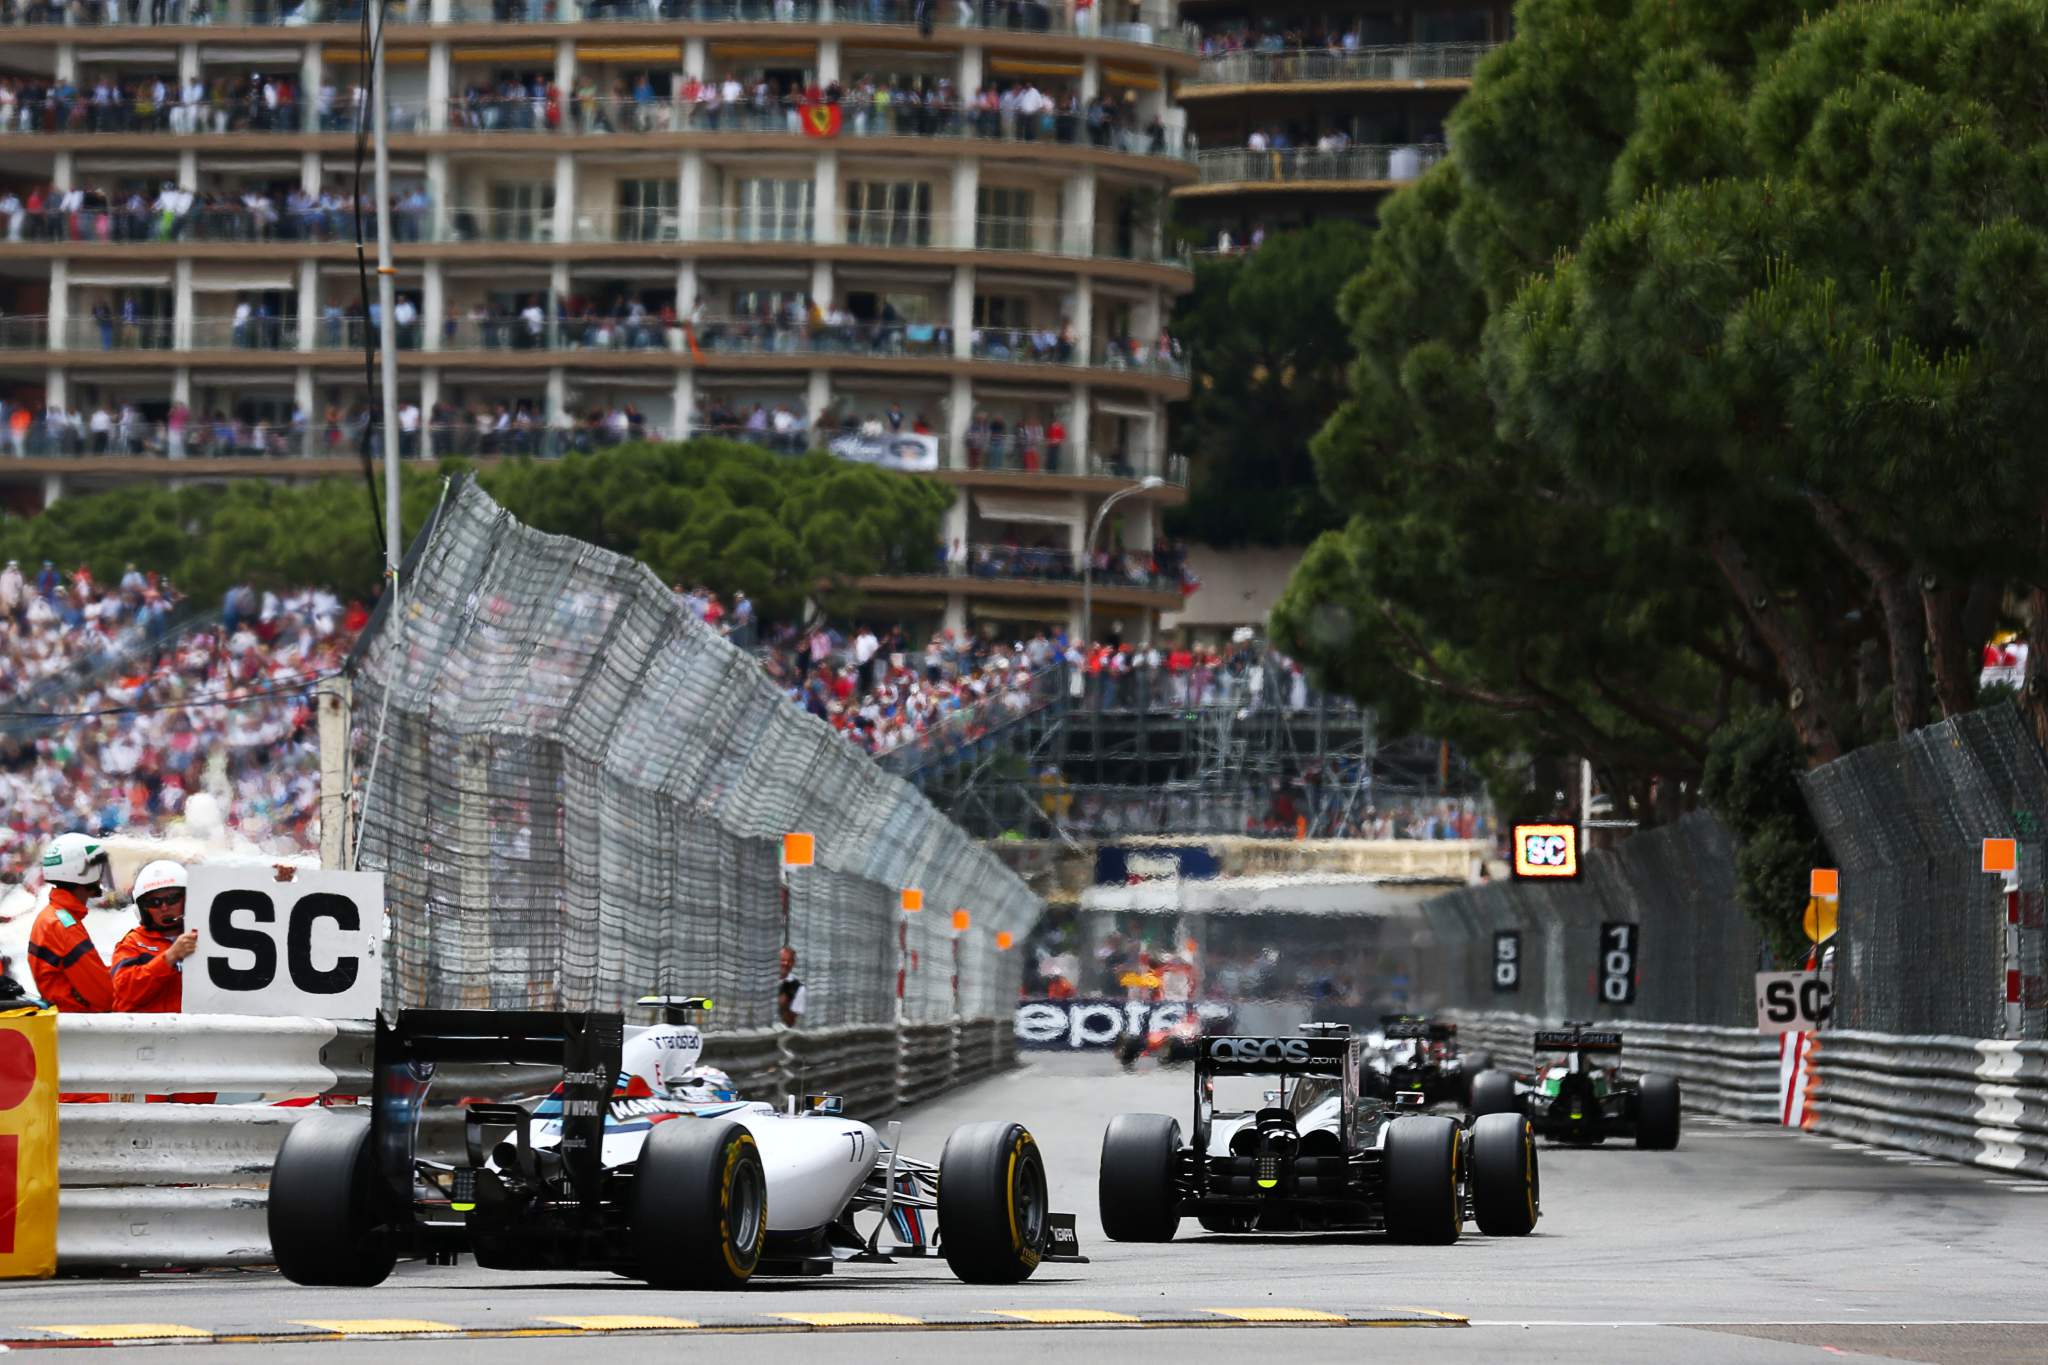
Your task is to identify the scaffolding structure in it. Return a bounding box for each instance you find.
[904,668,1481,842]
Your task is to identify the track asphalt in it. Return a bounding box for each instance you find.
[9,1052,2047,1362]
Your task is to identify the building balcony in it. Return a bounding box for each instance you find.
[1173,142,1446,196]
[0,206,1191,283]
[1184,43,1496,94]
[0,0,1196,53]
[0,315,1189,393]
[0,416,1186,494]
[856,563,1182,610]
[0,97,1194,173]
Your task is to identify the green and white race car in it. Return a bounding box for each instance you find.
[1467,1023,1680,1149]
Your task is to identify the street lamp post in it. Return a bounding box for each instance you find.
[1080,474,1165,646]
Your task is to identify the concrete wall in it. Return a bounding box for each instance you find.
[1159,542,1303,635]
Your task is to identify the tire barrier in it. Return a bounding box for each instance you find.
[53,1013,1016,1271]
[1804,1031,2048,1177]
[1448,1012,1781,1123]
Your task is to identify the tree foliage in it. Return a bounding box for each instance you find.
[1273,0,2048,946]
[482,442,951,624]
[1168,221,1370,547]
[0,441,951,624]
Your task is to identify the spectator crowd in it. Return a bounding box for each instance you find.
[0,566,368,862]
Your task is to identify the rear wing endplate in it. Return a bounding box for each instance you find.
[373,1009,623,1210]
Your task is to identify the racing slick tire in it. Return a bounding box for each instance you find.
[1635,1073,1682,1150]
[1382,1115,1462,1246]
[1098,1113,1182,1242]
[1468,1112,1540,1236]
[1469,1069,1519,1117]
[1461,1050,1494,1103]
[938,1120,1049,1284]
[267,1113,397,1287]
[633,1117,767,1289]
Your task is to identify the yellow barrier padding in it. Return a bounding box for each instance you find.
[0,1008,57,1281]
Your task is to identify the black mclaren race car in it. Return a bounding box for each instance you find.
[1098,1024,1540,1244]
[1468,1023,1681,1149]
[1364,1015,1493,1107]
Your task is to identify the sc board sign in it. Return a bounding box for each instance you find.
[1492,930,1521,993]
[1755,971,1832,1033]
[1512,824,1580,879]
[1598,922,1637,1005]
[183,868,385,1019]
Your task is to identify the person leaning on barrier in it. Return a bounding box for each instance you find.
[111,859,196,1013]
[26,831,114,1013]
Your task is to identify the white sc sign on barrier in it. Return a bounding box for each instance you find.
[183,868,385,1019]
[1754,970,1832,1034]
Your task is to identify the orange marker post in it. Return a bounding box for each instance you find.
[900,888,923,913]
[782,832,814,868]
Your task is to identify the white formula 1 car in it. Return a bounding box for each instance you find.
[268,998,1081,1289]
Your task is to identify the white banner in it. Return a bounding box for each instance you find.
[827,430,940,472]
[183,868,384,1019]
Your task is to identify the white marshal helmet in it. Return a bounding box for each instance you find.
[40,832,111,889]
[132,860,189,902]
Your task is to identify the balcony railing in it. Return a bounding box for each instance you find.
[2,416,1184,486]
[451,95,1190,157]
[1191,142,1447,186]
[8,312,1189,382]
[1,202,1183,267]
[0,0,1194,48]
[1191,42,1497,87]
[925,542,1182,593]
[0,100,395,135]
[0,94,1188,160]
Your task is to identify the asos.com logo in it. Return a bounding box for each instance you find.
[1207,1037,1311,1064]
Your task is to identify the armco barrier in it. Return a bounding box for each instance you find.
[1805,1031,2048,1176]
[55,1014,371,1097]
[1447,1011,1781,1123]
[55,1013,1016,1271]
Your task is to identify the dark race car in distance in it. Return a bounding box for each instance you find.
[1098,1024,1539,1245]
[1365,1015,1493,1108]
[1468,1022,1680,1149]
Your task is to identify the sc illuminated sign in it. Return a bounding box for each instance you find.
[1512,824,1580,879]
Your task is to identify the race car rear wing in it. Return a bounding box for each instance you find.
[1196,1034,1349,1077]
[1533,1027,1623,1053]
[1380,1016,1455,1041]
[372,1009,624,1212]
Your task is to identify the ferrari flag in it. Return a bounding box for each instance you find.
[801,102,843,138]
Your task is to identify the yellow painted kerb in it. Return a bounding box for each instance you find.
[31,1324,213,1340]
[988,1309,1140,1324]
[294,1319,463,1334]
[771,1312,925,1327]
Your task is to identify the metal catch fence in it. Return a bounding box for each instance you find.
[350,479,1039,1025]
[1419,813,1763,1026]
[1801,704,2048,1040]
